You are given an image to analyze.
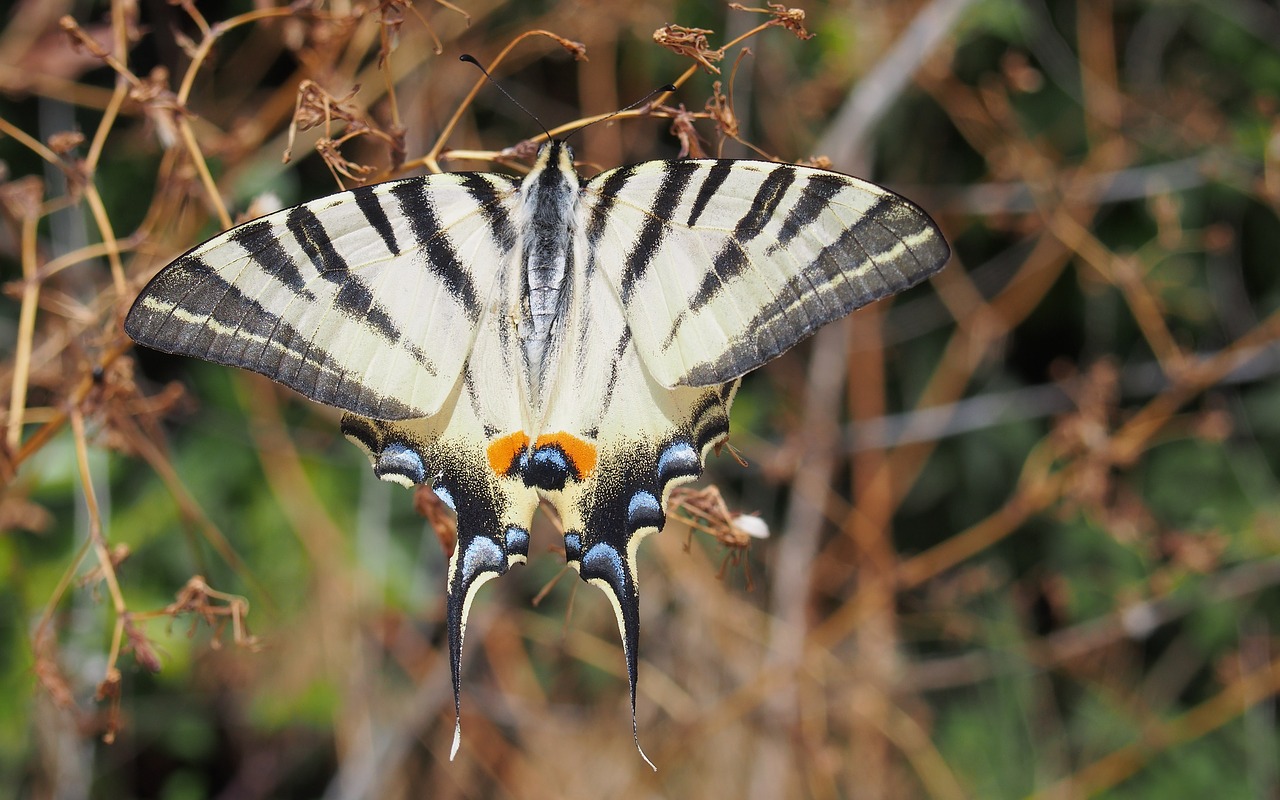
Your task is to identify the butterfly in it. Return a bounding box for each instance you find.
[125,139,949,765]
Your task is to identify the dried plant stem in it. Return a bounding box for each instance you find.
[419,29,585,173]
[747,321,849,800]
[6,214,39,451]
[1048,211,1184,370]
[168,7,299,228]
[82,72,124,172]
[844,306,897,798]
[895,447,1064,590]
[11,340,131,472]
[418,16,780,173]
[69,409,127,615]
[378,31,403,135]
[1110,307,1280,464]
[176,121,232,230]
[33,536,94,648]
[816,0,979,170]
[37,239,139,281]
[81,185,127,297]
[865,686,969,800]
[68,405,131,731]
[0,63,118,107]
[236,377,348,575]
[0,114,62,164]
[1077,0,1123,141]
[175,7,298,105]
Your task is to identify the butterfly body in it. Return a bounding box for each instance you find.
[125,139,949,764]
[517,141,579,398]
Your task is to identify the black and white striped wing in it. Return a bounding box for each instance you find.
[125,173,521,420]
[581,160,950,388]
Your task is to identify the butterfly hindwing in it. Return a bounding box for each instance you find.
[341,399,540,761]
[580,159,950,389]
[125,172,522,420]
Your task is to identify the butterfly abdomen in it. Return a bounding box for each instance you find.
[518,142,582,393]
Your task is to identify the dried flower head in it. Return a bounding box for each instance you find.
[47,131,85,155]
[705,80,739,140]
[653,24,723,73]
[668,104,707,159]
[729,3,813,40]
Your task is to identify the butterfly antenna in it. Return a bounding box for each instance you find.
[564,83,677,144]
[460,54,552,142]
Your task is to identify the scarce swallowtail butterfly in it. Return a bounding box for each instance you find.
[125,137,950,765]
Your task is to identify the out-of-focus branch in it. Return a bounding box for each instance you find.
[814,0,979,172]
[906,558,1280,691]
[844,340,1280,451]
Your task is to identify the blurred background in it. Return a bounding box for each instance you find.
[2,0,1279,797]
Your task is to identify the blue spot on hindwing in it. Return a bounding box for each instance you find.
[563,531,583,563]
[580,543,626,589]
[525,444,571,491]
[656,441,700,483]
[376,442,426,485]
[432,478,456,510]
[504,526,530,558]
[460,536,505,579]
[627,490,664,532]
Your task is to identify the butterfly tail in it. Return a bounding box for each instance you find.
[570,533,657,771]
[444,520,530,760]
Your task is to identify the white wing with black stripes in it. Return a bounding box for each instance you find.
[126,173,521,420]
[125,140,949,768]
[579,159,951,389]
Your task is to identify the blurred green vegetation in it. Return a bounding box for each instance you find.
[2,0,1279,797]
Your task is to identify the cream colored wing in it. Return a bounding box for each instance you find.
[125,172,522,420]
[580,159,950,389]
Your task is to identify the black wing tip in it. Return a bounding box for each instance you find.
[121,301,177,354]
[912,219,952,278]
[121,310,144,343]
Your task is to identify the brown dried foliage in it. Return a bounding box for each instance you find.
[3,1,1279,797]
[652,24,724,74]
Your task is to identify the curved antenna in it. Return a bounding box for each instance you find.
[564,83,677,145]
[459,54,552,141]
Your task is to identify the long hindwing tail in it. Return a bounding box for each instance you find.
[341,411,540,763]
[581,159,950,388]
[125,172,521,420]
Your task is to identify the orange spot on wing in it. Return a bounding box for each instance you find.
[534,432,598,479]
[487,431,530,476]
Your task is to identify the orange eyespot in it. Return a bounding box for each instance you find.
[486,431,530,476]
[486,431,598,482]
[534,432,598,479]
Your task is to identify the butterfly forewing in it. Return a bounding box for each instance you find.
[581,159,950,389]
[125,173,522,420]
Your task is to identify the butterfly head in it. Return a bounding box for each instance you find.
[533,139,577,177]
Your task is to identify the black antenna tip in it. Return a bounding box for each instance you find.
[660,84,676,93]
[457,54,550,140]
